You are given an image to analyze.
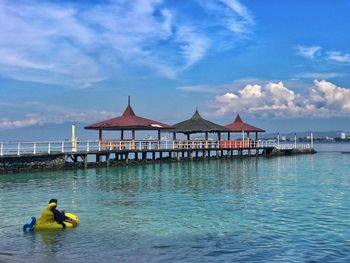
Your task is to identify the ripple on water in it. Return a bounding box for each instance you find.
[1,150,350,262]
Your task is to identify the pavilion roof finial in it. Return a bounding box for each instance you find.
[128,96,131,106]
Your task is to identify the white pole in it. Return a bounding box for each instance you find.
[294,133,297,148]
[18,142,20,156]
[311,132,314,148]
[34,142,37,155]
[72,124,77,153]
[61,141,64,153]
[277,133,280,145]
[48,142,51,154]
[87,141,90,152]
[0,142,3,156]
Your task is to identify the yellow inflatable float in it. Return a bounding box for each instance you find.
[23,203,79,231]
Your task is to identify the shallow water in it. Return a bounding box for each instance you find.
[1,143,350,262]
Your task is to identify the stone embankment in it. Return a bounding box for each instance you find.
[0,154,65,173]
[269,148,317,156]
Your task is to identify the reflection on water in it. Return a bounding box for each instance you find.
[1,147,350,262]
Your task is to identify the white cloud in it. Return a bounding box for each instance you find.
[296,72,345,79]
[213,80,350,118]
[197,0,253,39]
[0,0,253,86]
[0,114,42,129]
[327,51,350,63]
[176,83,233,93]
[220,0,252,21]
[176,26,210,69]
[0,100,118,129]
[296,45,321,59]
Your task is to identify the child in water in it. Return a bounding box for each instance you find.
[48,199,77,228]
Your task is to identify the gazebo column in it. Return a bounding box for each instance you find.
[121,129,124,140]
[217,132,221,157]
[255,132,258,148]
[205,131,208,149]
[247,132,251,154]
[187,134,191,158]
[157,129,161,149]
[132,129,135,150]
[227,132,231,155]
[242,130,245,148]
[99,129,103,141]
[173,132,177,150]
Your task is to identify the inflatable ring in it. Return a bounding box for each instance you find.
[23,205,79,231]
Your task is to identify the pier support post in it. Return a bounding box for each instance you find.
[106,154,110,167]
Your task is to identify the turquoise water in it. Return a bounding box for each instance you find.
[1,144,350,262]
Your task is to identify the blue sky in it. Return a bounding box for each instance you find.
[0,0,350,135]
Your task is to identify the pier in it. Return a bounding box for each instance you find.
[0,98,317,173]
[0,139,315,173]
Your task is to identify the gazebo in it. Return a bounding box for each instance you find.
[172,109,230,140]
[84,97,173,149]
[225,114,265,141]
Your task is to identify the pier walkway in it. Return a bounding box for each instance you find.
[0,139,315,173]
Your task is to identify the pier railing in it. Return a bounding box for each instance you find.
[0,140,311,157]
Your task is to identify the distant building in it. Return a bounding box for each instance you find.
[340,132,347,140]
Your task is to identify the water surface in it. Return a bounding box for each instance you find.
[1,143,350,262]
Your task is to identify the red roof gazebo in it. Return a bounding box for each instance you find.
[85,97,173,148]
[225,114,265,140]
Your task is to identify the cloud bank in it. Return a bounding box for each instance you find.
[0,0,253,87]
[0,101,116,129]
[0,114,42,129]
[214,80,350,118]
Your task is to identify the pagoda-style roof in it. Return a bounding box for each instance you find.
[85,97,173,130]
[225,114,265,133]
[173,110,230,134]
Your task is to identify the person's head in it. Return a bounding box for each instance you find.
[49,199,58,208]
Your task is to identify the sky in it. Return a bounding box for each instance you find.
[0,0,350,137]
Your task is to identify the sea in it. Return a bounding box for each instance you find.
[0,143,350,262]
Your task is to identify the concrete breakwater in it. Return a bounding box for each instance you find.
[0,147,316,174]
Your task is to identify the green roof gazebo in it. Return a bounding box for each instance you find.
[172,109,230,140]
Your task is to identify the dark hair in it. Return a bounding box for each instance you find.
[49,199,58,204]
